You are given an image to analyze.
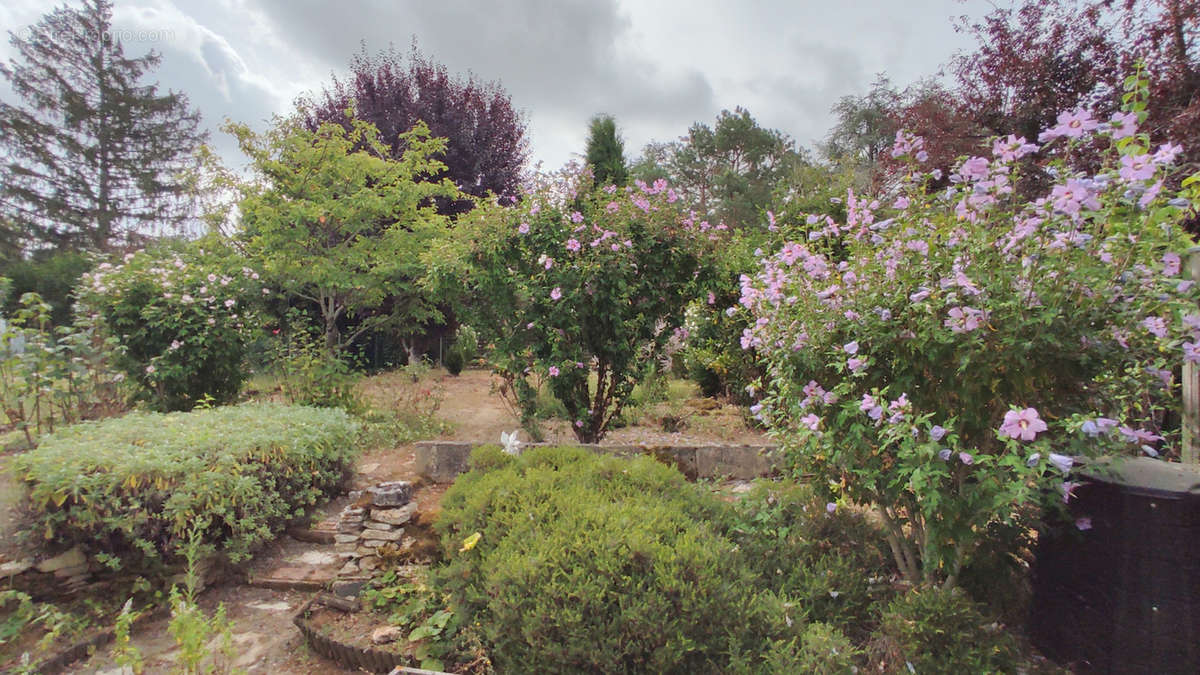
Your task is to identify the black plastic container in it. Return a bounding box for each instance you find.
[1030,457,1200,673]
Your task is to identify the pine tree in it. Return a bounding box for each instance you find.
[0,0,207,254]
[585,114,628,187]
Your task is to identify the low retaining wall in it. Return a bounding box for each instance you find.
[413,441,781,483]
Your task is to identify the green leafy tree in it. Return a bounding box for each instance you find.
[584,114,628,187]
[821,75,902,194]
[634,107,799,228]
[0,0,206,253]
[231,114,459,358]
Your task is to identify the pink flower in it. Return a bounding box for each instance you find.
[847,358,865,372]
[800,414,820,431]
[566,238,581,252]
[1119,154,1156,182]
[1039,108,1098,142]
[1109,111,1138,139]
[224,299,236,308]
[548,366,560,377]
[992,135,1038,161]
[518,223,530,234]
[550,287,562,301]
[999,407,1048,441]
[843,341,859,355]
[570,211,584,223]
[1184,342,1200,364]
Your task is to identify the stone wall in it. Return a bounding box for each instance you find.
[335,481,418,576]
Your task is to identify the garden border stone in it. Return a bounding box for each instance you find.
[413,441,780,483]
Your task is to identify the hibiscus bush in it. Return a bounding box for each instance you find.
[79,239,266,411]
[738,79,1200,587]
[426,167,717,442]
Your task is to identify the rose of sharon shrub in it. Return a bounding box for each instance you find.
[14,402,358,570]
[79,238,264,411]
[426,167,719,442]
[738,89,1200,587]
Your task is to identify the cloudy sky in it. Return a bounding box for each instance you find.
[1,0,995,172]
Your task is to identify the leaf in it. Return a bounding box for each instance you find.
[459,531,481,552]
[420,658,445,672]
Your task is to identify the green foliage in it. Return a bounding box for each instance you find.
[442,345,465,375]
[270,315,364,412]
[875,587,1019,674]
[12,402,359,571]
[433,447,788,674]
[633,107,802,228]
[362,568,491,673]
[167,524,242,674]
[0,289,125,445]
[1,250,92,326]
[585,114,628,187]
[729,482,894,637]
[78,239,263,412]
[426,166,717,442]
[110,598,144,675]
[232,113,459,357]
[753,622,861,675]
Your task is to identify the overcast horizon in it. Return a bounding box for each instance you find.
[0,0,996,173]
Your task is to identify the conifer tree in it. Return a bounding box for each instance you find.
[585,114,628,187]
[0,0,206,254]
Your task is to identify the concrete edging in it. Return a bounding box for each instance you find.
[413,441,780,483]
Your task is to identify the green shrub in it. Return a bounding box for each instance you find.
[79,239,264,411]
[874,587,1019,674]
[13,402,359,571]
[442,345,464,375]
[434,446,780,674]
[754,622,861,675]
[729,482,894,636]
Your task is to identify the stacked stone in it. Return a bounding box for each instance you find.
[335,481,416,576]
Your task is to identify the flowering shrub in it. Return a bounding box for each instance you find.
[427,167,717,442]
[79,239,265,411]
[738,85,1200,587]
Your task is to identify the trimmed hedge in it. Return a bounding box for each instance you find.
[13,402,359,569]
[433,446,795,674]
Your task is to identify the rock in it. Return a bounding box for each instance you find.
[338,560,359,576]
[371,625,404,645]
[291,551,338,566]
[334,533,359,544]
[347,491,363,503]
[337,522,364,534]
[336,551,359,560]
[371,503,417,526]
[335,543,358,554]
[361,528,405,542]
[53,564,89,579]
[36,547,86,574]
[367,481,412,507]
[332,579,368,598]
[359,462,380,474]
[0,559,34,576]
[358,556,382,572]
[363,520,396,531]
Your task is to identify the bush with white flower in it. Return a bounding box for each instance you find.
[79,238,265,411]
[737,79,1200,588]
[426,165,718,442]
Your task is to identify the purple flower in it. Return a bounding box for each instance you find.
[800,414,820,431]
[518,222,530,234]
[847,357,865,372]
[938,448,953,461]
[550,287,562,301]
[1075,516,1093,531]
[1061,481,1078,503]
[1185,342,1200,364]
[1163,252,1182,276]
[1118,426,1163,444]
[826,502,837,514]
[1048,453,1073,474]
[930,425,946,441]
[959,452,974,465]
[1142,316,1167,338]
[566,238,581,252]
[548,366,560,377]
[1081,418,1118,437]
[1026,452,1041,467]
[999,407,1048,441]
[570,211,584,223]
[843,341,859,355]
[1039,108,1098,142]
